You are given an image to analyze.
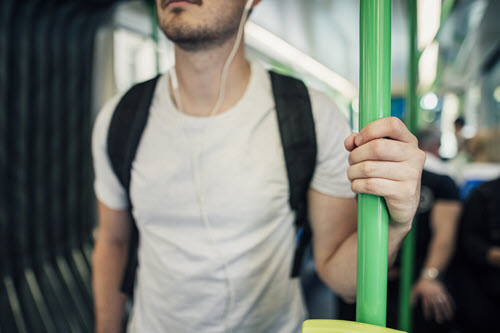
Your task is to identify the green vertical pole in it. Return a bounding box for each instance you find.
[399,231,415,332]
[399,0,418,331]
[356,0,391,327]
[406,0,418,135]
[151,0,160,74]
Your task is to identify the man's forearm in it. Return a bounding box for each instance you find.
[318,232,358,301]
[420,201,461,275]
[318,222,410,301]
[92,239,129,333]
[387,222,412,266]
[421,236,454,274]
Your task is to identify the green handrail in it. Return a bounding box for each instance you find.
[356,0,391,327]
[398,229,415,332]
[399,0,418,331]
[406,0,419,135]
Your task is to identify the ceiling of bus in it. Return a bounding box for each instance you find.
[97,0,500,96]
[438,0,500,93]
[251,0,499,94]
[250,0,410,94]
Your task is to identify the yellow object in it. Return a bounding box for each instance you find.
[303,320,406,333]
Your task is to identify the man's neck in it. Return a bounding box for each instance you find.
[170,36,251,117]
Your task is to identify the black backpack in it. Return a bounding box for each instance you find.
[107,71,317,296]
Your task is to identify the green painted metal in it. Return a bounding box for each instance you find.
[356,0,391,327]
[430,0,456,91]
[303,320,404,332]
[440,0,457,28]
[399,0,418,332]
[398,229,415,332]
[406,0,419,135]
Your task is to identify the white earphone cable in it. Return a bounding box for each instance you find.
[169,1,254,332]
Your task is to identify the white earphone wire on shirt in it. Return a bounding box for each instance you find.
[169,1,255,332]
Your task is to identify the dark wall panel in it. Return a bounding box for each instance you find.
[0,1,118,331]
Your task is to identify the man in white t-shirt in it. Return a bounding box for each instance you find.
[92,1,425,332]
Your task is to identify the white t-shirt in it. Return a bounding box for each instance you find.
[92,62,354,333]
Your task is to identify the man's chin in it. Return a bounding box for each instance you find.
[160,12,240,52]
[163,28,208,52]
[167,36,222,52]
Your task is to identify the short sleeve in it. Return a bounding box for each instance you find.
[308,89,354,198]
[435,175,460,201]
[92,95,130,210]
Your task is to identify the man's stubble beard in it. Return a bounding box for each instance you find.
[160,5,244,52]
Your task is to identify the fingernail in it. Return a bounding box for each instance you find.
[355,134,363,146]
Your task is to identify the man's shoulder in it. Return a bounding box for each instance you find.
[254,62,347,122]
[472,176,500,200]
[305,87,350,134]
[422,169,460,200]
[422,168,455,183]
[92,94,123,142]
[94,74,166,137]
[260,66,338,107]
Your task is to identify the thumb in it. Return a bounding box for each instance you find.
[344,133,358,152]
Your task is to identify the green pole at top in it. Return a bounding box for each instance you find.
[356,0,391,327]
[406,0,419,135]
[399,0,418,331]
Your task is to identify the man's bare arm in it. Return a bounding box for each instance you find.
[312,117,425,301]
[410,200,461,323]
[92,200,132,333]
[309,192,410,302]
[423,200,461,273]
[309,194,357,301]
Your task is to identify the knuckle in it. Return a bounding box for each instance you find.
[405,183,417,198]
[409,167,420,180]
[390,117,404,133]
[389,116,402,128]
[347,166,354,181]
[372,140,384,158]
[351,180,359,193]
[362,162,375,177]
[419,149,427,164]
[348,152,355,166]
[365,179,377,193]
[410,133,419,145]
[394,118,412,140]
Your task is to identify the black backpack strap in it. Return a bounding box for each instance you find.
[269,71,317,277]
[107,75,160,296]
[106,71,315,295]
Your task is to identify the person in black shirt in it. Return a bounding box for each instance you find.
[406,169,461,332]
[455,177,500,332]
[396,127,461,332]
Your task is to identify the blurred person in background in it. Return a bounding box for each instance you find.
[91,0,425,332]
[449,117,470,184]
[459,129,500,199]
[454,176,500,332]
[466,129,500,164]
[401,127,461,333]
